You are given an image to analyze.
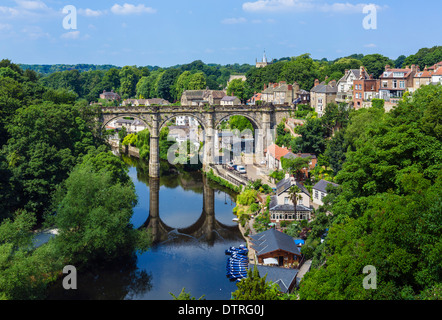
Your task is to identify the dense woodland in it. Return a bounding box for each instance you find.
[0,45,441,300]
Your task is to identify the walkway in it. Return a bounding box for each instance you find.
[296,259,312,287]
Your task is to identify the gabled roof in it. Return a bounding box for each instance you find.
[256,265,299,293]
[269,195,312,213]
[312,179,339,193]
[221,95,239,102]
[266,144,289,160]
[311,82,338,94]
[275,178,310,196]
[250,228,301,257]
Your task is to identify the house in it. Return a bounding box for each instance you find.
[310,79,338,117]
[180,89,226,106]
[265,144,290,170]
[336,67,370,107]
[175,116,199,127]
[255,265,299,293]
[100,90,120,101]
[431,65,442,84]
[295,89,310,105]
[412,66,433,92]
[312,179,339,208]
[353,75,380,110]
[250,228,302,268]
[260,81,302,105]
[247,92,262,105]
[220,95,241,106]
[379,64,417,108]
[181,90,206,106]
[122,98,170,106]
[275,174,312,208]
[112,119,147,134]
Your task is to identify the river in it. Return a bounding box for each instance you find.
[46,156,245,300]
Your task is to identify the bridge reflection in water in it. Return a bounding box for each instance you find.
[141,175,243,245]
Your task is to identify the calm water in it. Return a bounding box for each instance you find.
[47,158,244,300]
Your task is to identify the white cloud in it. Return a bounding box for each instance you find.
[61,30,80,40]
[79,8,105,17]
[222,17,247,24]
[242,0,385,14]
[15,0,48,11]
[364,43,377,48]
[0,23,13,31]
[111,3,156,15]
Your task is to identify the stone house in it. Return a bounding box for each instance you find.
[265,144,290,171]
[310,79,338,117]
[220,95,241,106]
[180,89,226,106]
[100,90,120,101]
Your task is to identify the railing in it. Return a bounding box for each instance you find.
[221,164,254,184]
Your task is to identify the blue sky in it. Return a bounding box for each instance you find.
[0,0,440,67]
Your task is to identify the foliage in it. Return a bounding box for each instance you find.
[52,163,141,265]
[298,84,442,300]
[232,266,285,300]
[236,188,258,206]
[170,287,205,300]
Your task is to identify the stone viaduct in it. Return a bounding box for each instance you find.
[100,103,293,178]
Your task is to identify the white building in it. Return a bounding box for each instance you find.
[312,179,339,208]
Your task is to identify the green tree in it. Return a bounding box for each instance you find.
[288,185,302,219]
[52,163,141,265]
[232,266,284,300]
[227,79,247,102]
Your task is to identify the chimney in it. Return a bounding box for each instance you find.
[288,84,293,91]
[370,73,374,80]
[273,83,278,88]
[314,79,319,87]
[360,66,365,79]
[285,172,290,180]
[329,80,336,87]
[345,69,349,74]
[411,64,417,73]
[385,65,390,71]
[263,83,267,90]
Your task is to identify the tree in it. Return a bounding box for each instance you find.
[187,72,207,90]
[288,185,302,219]
[157,69,180,102]
[361,54,395,78]
[226,78,247,103]
[232,266,283,300]
[119,66,141,99]
[52,163,141,265]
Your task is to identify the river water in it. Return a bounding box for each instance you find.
[47,156,245,300]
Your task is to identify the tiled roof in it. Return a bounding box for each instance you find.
[250,228,301,257]
[311,82,338,94]
[266,144,289,160]
[275,178,310,197]
[256,265,299,293]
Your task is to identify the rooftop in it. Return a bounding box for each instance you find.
[256,265,299,293]
[312,179,339,193]
[250,228,302,257]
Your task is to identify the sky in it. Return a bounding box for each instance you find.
[0,0,441,67]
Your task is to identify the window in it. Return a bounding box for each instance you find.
[321,192,325,200]
[382,81,388,88]
[314,190,319,199]
[393,80,397,88]
[284,197,289,204]
[400,81,405,88]
[298,197,303,205]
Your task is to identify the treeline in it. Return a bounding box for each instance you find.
[284,84,442,300]
[0,59,150,299]
[19,64,121,75]
[22,46,441,107]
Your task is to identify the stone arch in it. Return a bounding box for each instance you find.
[214,113,262,131]
[158,113,208,131]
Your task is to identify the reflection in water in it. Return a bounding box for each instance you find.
[48,155,243,300]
